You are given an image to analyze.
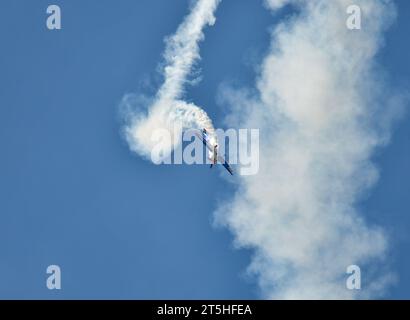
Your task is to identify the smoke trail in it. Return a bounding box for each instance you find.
[216,0,401,299]
[122,0,221,159]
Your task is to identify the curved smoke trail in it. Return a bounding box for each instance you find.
[122,0,221,159]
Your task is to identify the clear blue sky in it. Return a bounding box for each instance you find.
[0,0,409,299]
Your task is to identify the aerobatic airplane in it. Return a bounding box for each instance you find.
[195,128,234,175]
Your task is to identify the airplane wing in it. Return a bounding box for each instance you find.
[218,155,234,176]
[195,129,234,175]
[195,130,213,152]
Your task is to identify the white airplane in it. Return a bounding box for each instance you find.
[195,128,234,175]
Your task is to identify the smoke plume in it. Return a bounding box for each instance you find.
[216,0,401,299]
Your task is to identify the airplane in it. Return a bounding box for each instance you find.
[195,128,234,175]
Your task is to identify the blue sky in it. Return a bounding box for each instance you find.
[0,0,409,299]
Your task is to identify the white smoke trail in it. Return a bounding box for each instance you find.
[122,0,221,159]
[216,0,401,299]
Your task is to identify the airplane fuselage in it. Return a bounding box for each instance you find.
[199,128,233,175]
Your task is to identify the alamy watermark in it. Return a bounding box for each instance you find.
[346,265,361,290]
[46,264,61,290]
[46,5,62,30]
[150,128,260,176]
[346,4,361,30]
